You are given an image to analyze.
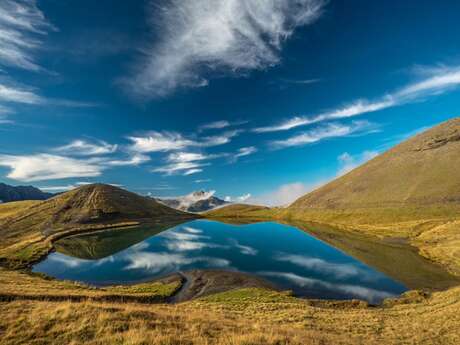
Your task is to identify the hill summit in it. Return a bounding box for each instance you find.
[1,184,192,237]
[290,117,460,210]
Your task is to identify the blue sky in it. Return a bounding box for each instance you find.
[1,0,460,205]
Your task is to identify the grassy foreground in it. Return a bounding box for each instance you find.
[1,203,460,344]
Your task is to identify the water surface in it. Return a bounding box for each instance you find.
[33,220,407,303]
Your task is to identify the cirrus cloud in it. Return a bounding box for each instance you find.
[127,0,325,98]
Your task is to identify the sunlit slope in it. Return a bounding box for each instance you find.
[290,117,460,211]
[205,204,271,219]
[2,184,192,235]
[0,184,195,264]
[0,200,40,221]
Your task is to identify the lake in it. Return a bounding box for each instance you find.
[32,219,407,303]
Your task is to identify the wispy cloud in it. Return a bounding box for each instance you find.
[128,130,241,153]
[183,168,202,176]
[270,120,380,149]
[254,64,460,133]
[54,139,118,156]
[153,161,209,176]
[0,82,43,104]
[199,120,231,131]
[128,131,198,153]
[198,119,248,132]
[105,153,150,167]
[127,0,325,98]
[231,146,257,162]
[194,179,211,183]
[0,80,100,112]
[152,150,222,176]
[238,193,251,202]
[0,154,104,181]
[0,0,54,71]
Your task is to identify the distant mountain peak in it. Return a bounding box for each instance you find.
[157,190,228,213]
[0,183,53,203]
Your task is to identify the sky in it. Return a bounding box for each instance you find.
[1,0,460,206]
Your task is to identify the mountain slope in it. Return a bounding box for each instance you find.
[290,117,460,211]
[1,184,194,238]
[0,183,52,203]
[157,191,229,213]
[205,204,271,219]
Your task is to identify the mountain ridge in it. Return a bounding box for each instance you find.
[0,183,52,203]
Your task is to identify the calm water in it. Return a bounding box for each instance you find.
[33,220,407,303]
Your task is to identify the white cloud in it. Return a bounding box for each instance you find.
[167,152,209,163]
[254,64,460,133]
[194,179,211,183]
[128,0,324,98]
[184,168,202,176]
[270,120,379,149]
[199,120,230,131]
[106,153,150,166]
[0,82,43,104]
[248,182,322,207]
[0,154,103,182]
[198,119,248,132]
[0,0,54,71]
[337,150,379,176]
[54,139,118,156]
[153,161,209,176]
[201,130,242,147]
[237,193,251,202]
[232,146,257,162]
[128,131,197,153]
[128,130,240,154]
[397,65,460,99]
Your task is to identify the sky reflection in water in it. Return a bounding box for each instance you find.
[33,220,407,303]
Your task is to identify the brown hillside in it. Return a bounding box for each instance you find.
[290,117,460,210]
[1,184,193,239]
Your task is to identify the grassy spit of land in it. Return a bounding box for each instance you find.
[1,200,460,344]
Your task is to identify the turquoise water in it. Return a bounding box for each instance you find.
[33,220,407,303]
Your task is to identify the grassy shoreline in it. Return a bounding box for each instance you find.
[1,202,460,344]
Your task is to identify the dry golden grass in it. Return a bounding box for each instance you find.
[1,187,460,343]
[415,220,460,276]
[0,285,460,345]
[0,200,40,220]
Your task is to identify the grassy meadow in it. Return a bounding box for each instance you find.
[1,200,460,344]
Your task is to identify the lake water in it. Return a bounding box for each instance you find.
[33,220,407,303]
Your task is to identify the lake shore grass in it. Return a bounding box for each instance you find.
[1,202,460,344]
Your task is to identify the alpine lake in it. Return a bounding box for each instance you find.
[33,219,456,304]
